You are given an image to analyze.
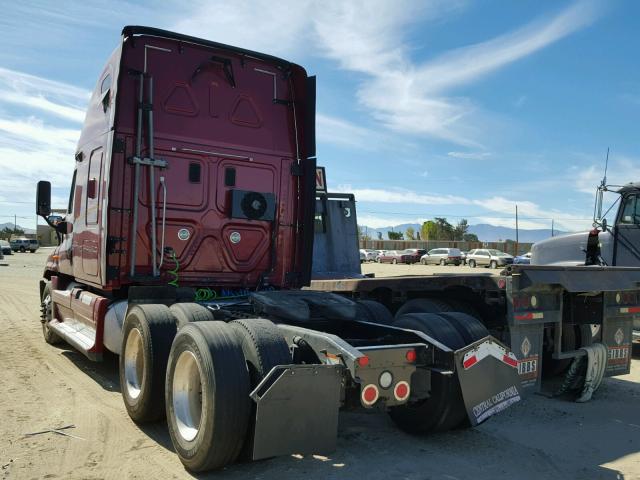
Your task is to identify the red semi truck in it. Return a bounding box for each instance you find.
[36,26,523,472]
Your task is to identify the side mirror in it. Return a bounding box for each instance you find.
[601,218,608,231]
[36,181,51,217]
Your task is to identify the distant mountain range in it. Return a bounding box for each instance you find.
[360,223,568,243]
[0,222,36,234]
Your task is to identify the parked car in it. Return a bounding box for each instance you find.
[11,238,39,253]
[0,248,3,260]
[364,249,378,262]
[359,249,367,263]
[420,248,462,266]
[0,240,12,255]
[514,252,532,265]
[377,250,416,264]
[466,248,514,268]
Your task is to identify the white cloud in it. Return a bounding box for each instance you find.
[335,185,471,206]
[0,117,79,152]
[334,184,592,231]
[414,1,598,93]
[316,113,378,149]
[0,67,89,123]
[447,151,491,160]
[316,0,599,146]
[174,1,598,146]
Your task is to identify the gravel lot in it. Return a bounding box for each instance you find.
[1,249,639,479]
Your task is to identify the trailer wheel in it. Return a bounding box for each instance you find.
[40,282,62,345]
[166,322,250,472]
[443,299,483,322]
[389,313,467,433]
[170,303,214,330]
[356,300,394,325]
[230,319,291,459]
[436,312,489,344]
[394,298,454,320]
[119,304,176,423]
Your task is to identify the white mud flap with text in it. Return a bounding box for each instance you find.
[455,337,523,425]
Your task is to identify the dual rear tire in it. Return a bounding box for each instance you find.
[119,304,289,472]
[389,298,489,434]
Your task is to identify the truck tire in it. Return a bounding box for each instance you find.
[230,319,291,460]
[468,259,476,268]
[170,303,214,330]
[166,322,250,472]
[119,304,176,423]
[394,298,454,320]
[40,282,62,345]
[356,300,394,325]
[389,312,467,433]
[435,312,489,344]
[444,299,482,322]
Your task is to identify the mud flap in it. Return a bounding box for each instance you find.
[455,337,523,426]
[250,364,343,460]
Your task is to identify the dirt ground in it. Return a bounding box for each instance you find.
[1,249,639,479]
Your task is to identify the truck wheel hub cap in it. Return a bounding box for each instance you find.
[124,328,144,400]
[173,351,203,442]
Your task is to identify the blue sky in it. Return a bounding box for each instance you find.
[1,0,638,231]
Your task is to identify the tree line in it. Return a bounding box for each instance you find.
[359,218,479,242]
[0,227,25,240]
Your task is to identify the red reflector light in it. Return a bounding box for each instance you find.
[405,349,417,363]
[498,279,506,289]
[361,384,379,406]
[463,355,478,369]
[394,381,410,401]
[357,356,370,367]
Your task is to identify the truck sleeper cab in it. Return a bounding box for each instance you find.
[35,26,522,472]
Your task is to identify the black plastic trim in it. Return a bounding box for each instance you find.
[299,158,317,287]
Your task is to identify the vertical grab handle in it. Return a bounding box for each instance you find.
[158,176,167,269]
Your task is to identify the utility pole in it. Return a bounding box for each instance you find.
[515,204,519,255]
[551,219,554,237]
[14,214,17,232]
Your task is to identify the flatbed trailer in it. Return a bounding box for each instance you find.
[34,27,523,473]
[311,193,639,396]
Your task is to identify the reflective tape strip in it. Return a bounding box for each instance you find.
[620,306,640,314]
[463,341,518,370]
[514,312,544,320]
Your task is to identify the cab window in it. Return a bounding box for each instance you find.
[619,195,640,225]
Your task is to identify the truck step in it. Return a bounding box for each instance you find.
[49,320,102,361]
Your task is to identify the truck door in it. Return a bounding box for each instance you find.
[613,193,640,266]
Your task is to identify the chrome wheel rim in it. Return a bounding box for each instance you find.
[172,350,203,442]
[42,294,52,326]
[124,328,144,400]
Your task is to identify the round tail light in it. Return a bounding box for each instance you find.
[394,381,410,402]
[361,384,379,406]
